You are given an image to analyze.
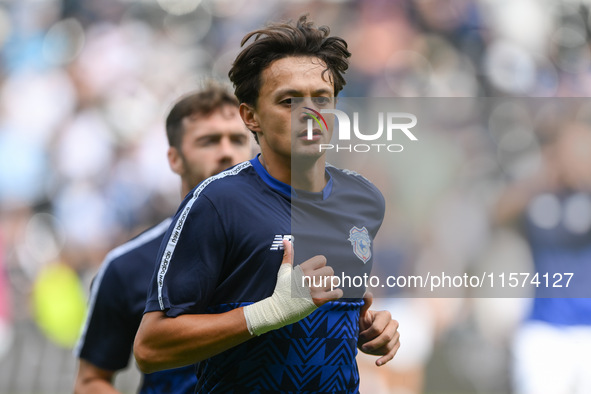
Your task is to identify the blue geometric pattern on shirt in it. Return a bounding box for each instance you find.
[141,365,197,394]
[197,300,362,393]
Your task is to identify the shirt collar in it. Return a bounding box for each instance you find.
[250,154,333,200]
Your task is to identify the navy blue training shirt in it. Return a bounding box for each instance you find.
[523,190,591,325]
[75,219,197,393]
[145,155,385,393]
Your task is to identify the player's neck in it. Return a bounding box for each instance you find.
[292,158,326,192]
[258,154,326,192]
[181,180,195,198]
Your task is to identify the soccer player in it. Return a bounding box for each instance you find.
[495,122,591,394]
[74,84,253,393]
[135,15,400,392]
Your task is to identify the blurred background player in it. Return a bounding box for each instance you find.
[495,121,591,394]
[73,83,253,393]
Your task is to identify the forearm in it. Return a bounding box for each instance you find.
[74,379,120,394]
[74,360,119,394]
[133,308,253,373]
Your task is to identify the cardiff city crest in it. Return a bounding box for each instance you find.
[348,226,371,264]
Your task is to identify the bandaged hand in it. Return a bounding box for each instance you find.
[243,239,343,336]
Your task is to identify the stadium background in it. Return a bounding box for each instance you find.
[1,0,591,393]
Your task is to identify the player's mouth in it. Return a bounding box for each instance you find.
[298,128,323,142]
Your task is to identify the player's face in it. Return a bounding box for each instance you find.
[249,56,335,163]
[173,105,252,189]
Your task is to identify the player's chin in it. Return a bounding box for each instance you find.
[291,143,326,160]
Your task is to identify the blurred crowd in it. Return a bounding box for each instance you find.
[1,0,591,393]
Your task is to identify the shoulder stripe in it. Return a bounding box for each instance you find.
[156,161,252,310]
[73,217,172,357]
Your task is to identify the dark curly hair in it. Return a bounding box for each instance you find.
[228,14,351,107]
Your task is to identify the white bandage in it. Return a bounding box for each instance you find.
[243,263,317,336]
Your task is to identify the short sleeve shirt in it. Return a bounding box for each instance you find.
[145,156,385,393]
[76,219,197,393]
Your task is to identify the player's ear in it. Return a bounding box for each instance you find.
[240,103,261,134]
[167,146,183,175]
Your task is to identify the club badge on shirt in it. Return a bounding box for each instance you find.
[348,226,371,263]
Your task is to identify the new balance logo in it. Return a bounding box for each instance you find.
[270,234,293,251]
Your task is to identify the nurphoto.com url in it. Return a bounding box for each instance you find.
[301,271,574,293]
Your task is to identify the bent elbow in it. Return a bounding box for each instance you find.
[133,336,158,374]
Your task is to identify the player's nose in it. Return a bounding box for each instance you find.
[218,137,238,164]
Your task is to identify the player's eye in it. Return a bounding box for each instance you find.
[313,97,331,106]
[231,135,248,146]
[282,97,303,106]
[197,137,219,147]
